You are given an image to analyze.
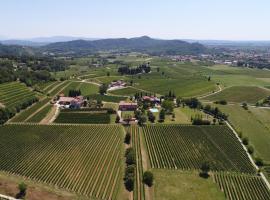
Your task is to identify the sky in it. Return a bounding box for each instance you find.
[0,0,270,40]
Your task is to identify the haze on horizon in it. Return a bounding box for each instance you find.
[1,0,270,41]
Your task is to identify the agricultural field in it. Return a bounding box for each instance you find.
[109,87,143,97]
[54,110,114,124]
[214,104,270,163]
[42,81,61,94]
[87,94,127,103]
[214,173,270,200]
[10,98,51,122]
[203,86,270,104]
[0,82,37,109]
[48,81,71,97]
[128,126,145,200]
[153,170,225,200]
[26,104,53,123]
[60,81,98,96]
[0,124,125,200]
[142,125,255,173]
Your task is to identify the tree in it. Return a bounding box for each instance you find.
[161,100,174,113]
[107,71,110,76]
[176,97,182,107]
[138,115,147,126]
[17,182,27,198]
[125,132,131,144]
[242,102,248,110]
[255,157,264,167]
[115,115,120,123]
[242,137,249,145]
[143,171,154,187]
[123,114,132,124]
[208,76,211,81]
[148,111,156,123]
[159,109,165,122]
[200,162,210,178]
[125,148,135,165]
[99,84,108,95]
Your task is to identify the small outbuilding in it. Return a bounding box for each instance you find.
[119,101,138,111]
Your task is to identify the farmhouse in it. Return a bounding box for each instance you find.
[58,96,85,109]
[142,96,160,104]
[119,101,137,111]
[108,80,127,91]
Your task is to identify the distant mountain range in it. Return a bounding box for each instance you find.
[0,36,100,47]
[41,36,207,55]
[0,36,207,56]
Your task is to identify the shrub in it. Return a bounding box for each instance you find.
[247,145,254,154]
[200,162,210,178]
[16,182,27,198]
[115,115,120,123]
[124,132,131,144]
[242,137,249,145]
[255,157,264,167]
[143,171,154,187]
[125,147,135,165]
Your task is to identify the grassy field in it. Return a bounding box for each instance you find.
[0,124,124,199]
[87,94,127,103]
[153,170,225,200]
[60,81,98,96]
[109,87,143,96]
[143,125,255,173]
[214,104,270,162]
[203,86,270,104]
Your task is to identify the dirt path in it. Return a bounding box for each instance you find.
[198,84,223,99]
[23,102,50,122]
[73,80,101,86]
[40,105,58,124]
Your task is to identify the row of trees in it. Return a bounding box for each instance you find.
[0,97,39,125]
[118,63,151,75]
[68,89,81,97]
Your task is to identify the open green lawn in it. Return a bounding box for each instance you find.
[109,87,142,96]
[214,104,270,163]
[61,81,99,96]
[87,94,127,103]
[153,170,225,200]
[203,86,270,104]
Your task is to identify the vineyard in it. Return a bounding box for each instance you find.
[214,173,270,200]
[10,98,51,122]
[0,82,37,109]
[0,124,124,200]
[142,125,255,174]
[128,125,145,200]
[54,111,112,124]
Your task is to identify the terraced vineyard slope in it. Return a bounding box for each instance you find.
[0,124,124,200]
[0,82,37,109]
[142,125,255,174]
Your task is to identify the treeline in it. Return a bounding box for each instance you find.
[68,89,81,97]
[177,97,228,125]
[0,97,39,124]
[118,63,151,75]
[0,56,68,85]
